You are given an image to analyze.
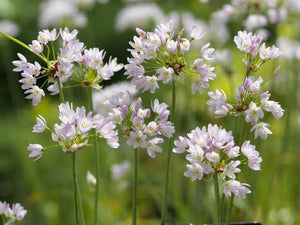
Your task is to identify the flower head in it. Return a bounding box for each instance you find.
[125,20,216,94]
[12,28,122,105]
[105,92,174,158]
[207,76,284,139]
[234,30,281,71]
[174,124,259,199]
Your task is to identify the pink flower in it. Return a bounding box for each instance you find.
[33,115,47,133]
[27,144,43,161]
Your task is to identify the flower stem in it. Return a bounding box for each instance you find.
[132,148,138,225]
[58,81,82,225]
[213,174,221,225]
[57,80,65,103]
[72,154,80,225]
[160,78,176,225]
[225,69,249,225]
[0,31,48,63]
[87,87,101,225]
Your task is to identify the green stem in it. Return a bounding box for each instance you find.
[225,70,250,225]
[57,80,65,103]
[72,154,80,225]
[213,174,221,225]
[160,78,176,225]
[220,193,225,224]
[0,31,47,63]
[58,81,83,225]
[87,87,101,225]
[132,148,138,225]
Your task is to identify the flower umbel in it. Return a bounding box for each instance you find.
[125,20,216,94]
[207,76,284,139]
[173,124,261,199]
[104,91,175,158]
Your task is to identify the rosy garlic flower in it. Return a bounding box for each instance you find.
[173,124,262,199]
[124,20,216,94]
[234,30,281,71]
[0,201,27,224]
[104,91,175,158]
[207,76,284,139]
[27,102,119,160]
[12,28,123,105]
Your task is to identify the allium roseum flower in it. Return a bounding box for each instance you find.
[234,30,281,71]
[125,20,216,94]
[12,28,122,105]
[173,124,261,199]
[104,91,175,158]
[51,102,119,152]
[27,143,44,161]
[207,76,284,139]
[0,201,27,224]
[28,102,119,160]
[33,115,47,133]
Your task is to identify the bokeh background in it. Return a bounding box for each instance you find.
[0,0,300,224]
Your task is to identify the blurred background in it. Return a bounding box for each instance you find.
[0,0,300,224]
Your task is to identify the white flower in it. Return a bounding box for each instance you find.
[33,115,47,133]
[146,138,163,158]
[184,163,204,181]
[224,160,241,179]
[223,180,251,199]
[251,122,272,139]
[156,67,174,84]
[27,144,43,161]
[244,102,264,125]
[241,141,262,170]
[127,130,147,149]
[24,85,45,106]
[200,43,215,61]
[29,40,43,54]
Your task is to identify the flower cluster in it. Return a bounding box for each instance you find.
[125,20,216,94]
[208,76,284,139]
[0,201,27,225]
[104,91,175,158]
[13,28,122,105]
[234,31,281,71]
[27,102,119,160]
[173,124,262,199]
[207,76,284,139]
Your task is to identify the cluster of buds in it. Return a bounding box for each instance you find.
[12,28,122,105]
[207,76,284,139]
[27,102,119,160]
[234,31,281,71]
[0,201,27,225]
[124,20,216,94]
[104,91,175,158]
[173,124,262,199]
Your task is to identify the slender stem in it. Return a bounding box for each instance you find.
[72,154,80,225]
[87,87,101,225]
[57,80,65,103]
[220,193,225,224]
[0,31,48,63]
[225,70,250,225]
[58,81,82,225]
[160,78,176,225]
[213,174,221,225]
[132,148,138,225]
